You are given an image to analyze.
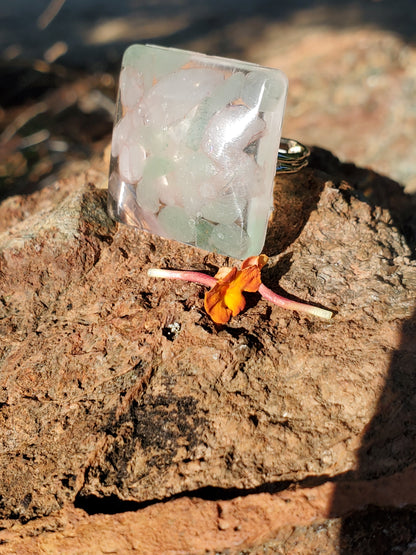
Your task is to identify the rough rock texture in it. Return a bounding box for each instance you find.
[0,147,416,551]
[2,468,416,554]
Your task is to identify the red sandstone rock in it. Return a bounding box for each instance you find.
[0,145,415,552]
[1,468,416,554]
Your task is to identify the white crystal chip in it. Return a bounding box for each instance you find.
[120,66,144,109]
[142,68,224,128]
[135,176,160,214]
[202,105,266,159]
[118,143,146,183]
[201,195,246,225]
[211,223,250,259]
[158,206,196,243]
[186,71,246,151]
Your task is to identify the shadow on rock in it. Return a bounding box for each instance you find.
[333,306,416,554]
[264,165,325,257]
[318,145,416,552]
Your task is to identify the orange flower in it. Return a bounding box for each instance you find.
[204,254,269,324]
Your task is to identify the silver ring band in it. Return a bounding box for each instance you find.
[276,138,310,174]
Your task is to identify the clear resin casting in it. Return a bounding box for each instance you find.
[108,44,288,259]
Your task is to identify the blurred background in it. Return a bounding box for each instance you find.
[1,0,415,199]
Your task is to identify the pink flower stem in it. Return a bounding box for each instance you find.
[147,268,216,288]
[147,268,333,320]
[259,283,333,320]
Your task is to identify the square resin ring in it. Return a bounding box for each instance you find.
[108,44,290,259]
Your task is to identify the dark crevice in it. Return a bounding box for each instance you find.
[221,327,263,350]
[74,472,341,516]
[74,494,151,515]
[162,322,181,341]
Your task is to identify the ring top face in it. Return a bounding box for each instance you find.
[108,44,288,259]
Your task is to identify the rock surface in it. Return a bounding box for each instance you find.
[2,468,416,554]
[0,147,416,552]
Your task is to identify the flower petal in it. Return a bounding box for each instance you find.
[214,266,237,282]
[222,266,260,316]
[204,282,232,324]
[237,265,262,293]
[241,254,268,270]
[223,281,246,316]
